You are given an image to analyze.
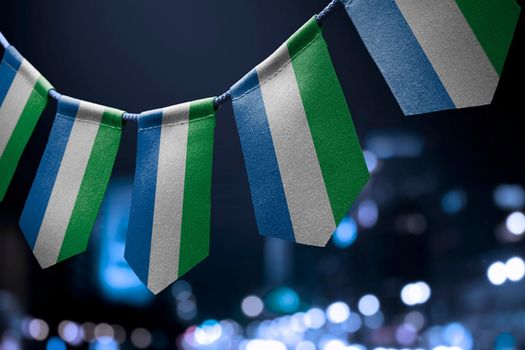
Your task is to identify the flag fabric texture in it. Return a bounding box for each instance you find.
[341,0,521,116]
[125,98,216,294]
[19,96,123,268]
[0,46,53,200]
[230,17,369,247]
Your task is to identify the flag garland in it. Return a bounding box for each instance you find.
[231,17,369,247]
[0,46,53,200]
[340,0,520,115]
[19,96,123,268]
[0,0,520,293]
[125,99,216,294]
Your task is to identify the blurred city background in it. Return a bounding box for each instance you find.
[1,1,524,349]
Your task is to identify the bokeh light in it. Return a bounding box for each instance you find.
[295,340,316,350]
[363,150,379,173]
[130,328,151,349]
[357,294,380,316]
[404,311,425,331]
[494,185,525,210]
[506,212,525,235]
[28,319,49,341]
[363,311,384,329]
[266,288,300,314]
[358,200,379,229]
[505,257,525,282]
[94,323,114,344]
[487,262,507,285]
[304,308,326,329]
[332,217,358,249]
[326,302,350,324]
[194,319,222,345]
[395,323,418,346]
[441,189,467,214]
[46,337,66,350]
[242,295,264,318]
[401,282,431,306]
[322,339,347,350]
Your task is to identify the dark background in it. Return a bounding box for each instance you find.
[1,0,524,349]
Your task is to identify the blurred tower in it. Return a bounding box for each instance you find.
[263,238,293,288]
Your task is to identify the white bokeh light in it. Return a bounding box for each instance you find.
[322,339,347,350]
[28,319,49,341]
[194,320,222,346]
[506,212,525,235]
[357,294,380,316]
[326,302,350,324]
[487,261,507,285]
[401,282,431,305]
[304,308,326,329]
[241,295,264,317]
[247,339,286,350]
[295,340,316,350]
[416,282,431,303]
[506,257,525,282]
[58,321,81,345]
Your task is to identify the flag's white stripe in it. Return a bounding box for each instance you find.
[33,102,104,268]
[0,60,39,155]
[147,103,190,294]
[395,0,499,108]
[257,45,336,246]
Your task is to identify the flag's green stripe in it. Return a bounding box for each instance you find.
[0,78,49,201]
[288,18,369,224]
[178,98,215,277]
[57,109,122,262]
[455,0,520,75]
[33,75,53,97]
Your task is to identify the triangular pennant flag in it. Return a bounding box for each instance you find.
[340,0,521,115]
[0,46,53,200]
[230,17,369,247]
[19,96,123,268]
[125,98,216,294]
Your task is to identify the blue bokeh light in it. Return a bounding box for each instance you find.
[441,189,467,214]
[46,337,66,350]
[494,184,525,210]
[366,131,424,159]
[332,217,358,249]
[266,287,300,314]
[97,179,153,306]
[495,333,516,350]
[89,340,119,350]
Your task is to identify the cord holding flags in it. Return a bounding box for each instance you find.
[0,0,521,293]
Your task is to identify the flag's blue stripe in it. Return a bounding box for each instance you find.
[231,70,295,242]
[0,47,23,108]
[3,46,24,70]
[19,98,80,249]
[125,111,162,285]
[342,0,455,115]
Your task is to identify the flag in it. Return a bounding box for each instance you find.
[0,46,53,200]
[19,96,123,268]
[125,98,216,294]
[230,17,369,247]
[341,0,521,115]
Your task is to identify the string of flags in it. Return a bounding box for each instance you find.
[0,0,521,294]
